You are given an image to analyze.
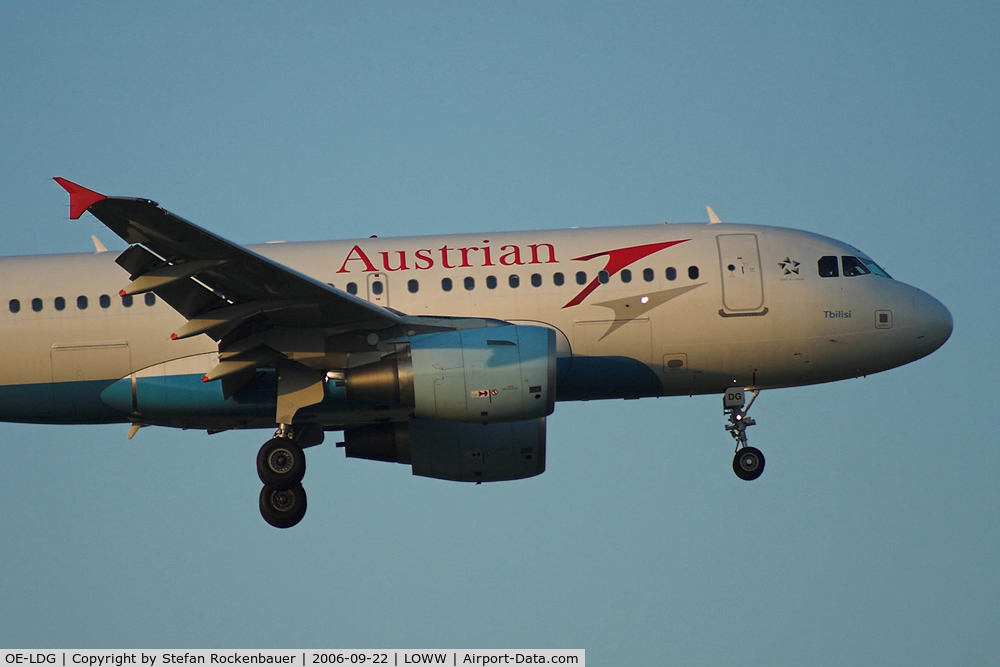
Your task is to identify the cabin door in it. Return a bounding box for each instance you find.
[716,234,766,315]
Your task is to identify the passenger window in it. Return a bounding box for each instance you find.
[145,293,156,306]
[509,275,520,288]
[9,299,19,313]
[442,278,453,292]
[531,274,542,287]
[100,295,111,308]
[621,269,632,283]
[407,279,419,293]
[598,270,610,284]
[841,256,871,277]
[486,276,497,289]
[576,271,587,285]
[346,282,358,295]
[553,272,564,286]
[32,298,42,312]
[122,295,134,307]
[666,267,676,281]
[77,296,88,310]
[54,297,65,311]
[643,268,654,282]
[371,280,384,295]
[688,266,699,280]
[464,277,475,291]
[818,256,839,278]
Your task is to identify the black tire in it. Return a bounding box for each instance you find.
[733,446,765,481]
[257,438,306,487]
[259,483,308,529]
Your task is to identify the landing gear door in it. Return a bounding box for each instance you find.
[717,234,766,316]
[366,272,389,307]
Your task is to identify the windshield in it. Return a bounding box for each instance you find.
[841,255,870,277]
[860,257,892,278]
[846,246,893,279]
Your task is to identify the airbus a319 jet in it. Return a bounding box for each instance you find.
[0,179,952,527]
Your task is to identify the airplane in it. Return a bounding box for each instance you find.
[0,178,952,528]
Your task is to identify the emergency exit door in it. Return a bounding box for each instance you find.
[716,234,766,315]
[366,272,389,307]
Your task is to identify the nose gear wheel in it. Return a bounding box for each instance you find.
[733,446,765,481]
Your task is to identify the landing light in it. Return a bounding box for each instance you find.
[640,296,649,304]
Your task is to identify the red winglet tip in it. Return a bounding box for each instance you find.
[170,333,179,341]
[53,177,107,219]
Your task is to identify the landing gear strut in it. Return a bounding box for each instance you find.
[724,388,765,481]
[257,425,316,528]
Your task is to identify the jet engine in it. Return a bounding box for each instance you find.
[345,325,556,424]
[341,417,546,482]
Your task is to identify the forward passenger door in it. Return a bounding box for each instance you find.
[716,234,766,316]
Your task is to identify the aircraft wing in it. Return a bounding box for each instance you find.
[54,178,403,337]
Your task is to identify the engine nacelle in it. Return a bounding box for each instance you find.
[342,417,546,482]
[345,325,556,424]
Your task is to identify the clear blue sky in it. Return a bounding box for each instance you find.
[1,2,997,663]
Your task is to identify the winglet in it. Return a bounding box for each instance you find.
[91,235,108,253]
[54,177,107,219]
[707,206,722,224]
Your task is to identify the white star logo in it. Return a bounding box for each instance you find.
[779,257,800,275]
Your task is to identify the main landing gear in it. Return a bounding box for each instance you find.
[724,387,765,481]
[257,427,309,528]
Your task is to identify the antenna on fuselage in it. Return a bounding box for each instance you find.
[91,235,108,253]
[707,206,722,224]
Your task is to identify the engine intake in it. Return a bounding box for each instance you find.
[345,324,556,424]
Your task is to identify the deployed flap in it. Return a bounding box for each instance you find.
[120,259,229,296]
[203,346,280,383]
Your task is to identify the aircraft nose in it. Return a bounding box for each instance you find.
[913,289,953,352]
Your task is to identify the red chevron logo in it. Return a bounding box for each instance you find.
[562,239,690,308]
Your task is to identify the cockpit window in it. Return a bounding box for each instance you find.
[818,256,839,278]
[860,257,892,278]
[841,256,871,277]
[821,252,892,279]
[846,244,894,279]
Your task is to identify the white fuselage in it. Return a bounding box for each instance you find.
[0,222,952,426]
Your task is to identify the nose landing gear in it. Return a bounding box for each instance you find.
[724,387,765,481]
